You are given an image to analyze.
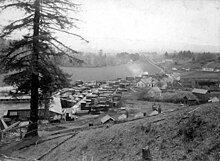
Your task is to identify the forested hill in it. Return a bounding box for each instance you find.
[164,51,220,69]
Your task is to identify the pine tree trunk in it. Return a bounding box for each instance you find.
[25,0,40,138]
[44,92,50,121]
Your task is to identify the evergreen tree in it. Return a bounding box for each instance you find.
[0,0,87,137]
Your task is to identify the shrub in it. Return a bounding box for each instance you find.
[178,114,205,142]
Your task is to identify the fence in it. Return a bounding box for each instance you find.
[0,121,47,145]
[0,124,28,144]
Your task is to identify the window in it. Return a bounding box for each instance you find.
[10,111,18,116]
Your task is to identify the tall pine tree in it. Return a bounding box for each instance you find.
[0,0,87,137]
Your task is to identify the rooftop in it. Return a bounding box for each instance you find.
[192,88,208,94]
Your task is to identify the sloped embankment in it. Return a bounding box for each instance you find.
[12,103,220,161]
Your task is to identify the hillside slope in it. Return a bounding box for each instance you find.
[10,102,220,161]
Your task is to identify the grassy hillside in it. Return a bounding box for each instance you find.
[9,102,220,161]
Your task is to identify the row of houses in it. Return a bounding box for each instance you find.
[129,69,219,104]
[0,76,132,124]
[135,70,220,92]
[136,72,180,90]
[58,79,129,119]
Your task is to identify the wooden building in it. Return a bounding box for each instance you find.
[180,71,220,91]
[192,88,210,103]
[0,96,46,121]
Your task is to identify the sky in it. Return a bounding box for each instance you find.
[0,0,220,53]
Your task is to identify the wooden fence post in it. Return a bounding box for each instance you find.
[142,146,152,161]
[20,127,22,139]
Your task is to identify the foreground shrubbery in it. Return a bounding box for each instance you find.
[176,106,220,160]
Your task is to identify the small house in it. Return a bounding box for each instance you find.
[183,95,199,105]
[192,88,210,103]
[202,68,214,72]
[136,77,158,88]
[134,112,144,118]
[149,110,159,116]
[141,72,149,78]
[208,97,219,103]
[136,80,147,87]
[101,115,115,124]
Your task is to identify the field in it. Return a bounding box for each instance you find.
[61,60,160,82]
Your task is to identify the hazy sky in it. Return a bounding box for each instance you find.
[1,0,220,53]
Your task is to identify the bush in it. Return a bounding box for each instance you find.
[178,114,205,142]
[135,88,150,100]
[162,91,198,104]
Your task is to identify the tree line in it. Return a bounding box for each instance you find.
[164,51,220,65]
[53,51,142,67]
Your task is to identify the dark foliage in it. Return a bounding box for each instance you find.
[0,0,86,137]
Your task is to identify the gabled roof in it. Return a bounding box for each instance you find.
[101,115,115,124]
[208,97,219,102]
[138,77,155,85]
[192,88,208,94]
[134,112,144,118]
[49,96,62,114]
[149,110,159,116]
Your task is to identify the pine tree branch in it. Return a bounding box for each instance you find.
[44,39,70,54]
[0,39,32,58]
[7,50,32,64]
[43,39,83,64]
[0,2,34,10]
[51,37,78,53]
[41,5,81,22]
[2,14,34,29]
[3,70,30,86]
[1,50,32,68]
[46,26,89,42]
[40,12,72,27]
[0,18,33,38]
[43,0,81,12]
